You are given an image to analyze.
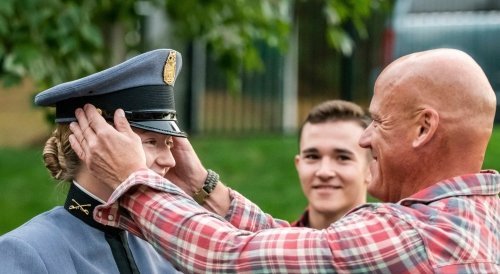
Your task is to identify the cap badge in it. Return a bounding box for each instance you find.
[163,50,176,85]
[68,199,91,215]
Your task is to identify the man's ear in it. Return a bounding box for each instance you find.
[413,108,439,148]
[294,154,300,169]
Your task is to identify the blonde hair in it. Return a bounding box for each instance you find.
[42,124,81,181]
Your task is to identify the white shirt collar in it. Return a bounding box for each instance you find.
[72,180,106,204]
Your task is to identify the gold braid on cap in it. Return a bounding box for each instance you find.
[163,50,176,85]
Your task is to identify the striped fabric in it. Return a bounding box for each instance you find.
[95,169,500,273]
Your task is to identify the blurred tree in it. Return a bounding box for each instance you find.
[0,0,140,90]
[324,0,392,56]
[0,0,390,93]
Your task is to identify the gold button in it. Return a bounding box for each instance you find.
[107,215,114,221]
[97,211,102,218]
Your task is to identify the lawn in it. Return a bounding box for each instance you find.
[0,133,306,234]
[1,129,500,234]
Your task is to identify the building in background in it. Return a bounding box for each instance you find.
[382,0,500,121]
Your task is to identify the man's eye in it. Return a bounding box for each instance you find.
[143,140,156,145]
[304,154,319,160]
[337,155,351,161]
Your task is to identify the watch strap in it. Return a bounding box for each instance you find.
[193,169,219,204]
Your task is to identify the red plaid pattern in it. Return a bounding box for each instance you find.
[95,169,500,273]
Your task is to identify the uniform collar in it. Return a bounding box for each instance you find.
[64,182,122,234]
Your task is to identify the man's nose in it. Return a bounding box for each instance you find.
[156,148,176,168]
[315,158,336,179]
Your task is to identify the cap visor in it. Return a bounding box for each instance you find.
[130,120,186,137]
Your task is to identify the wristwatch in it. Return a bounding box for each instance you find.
[193,169,219,204]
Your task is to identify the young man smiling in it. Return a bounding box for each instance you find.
[292,100,371,228]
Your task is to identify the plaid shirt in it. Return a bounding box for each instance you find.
[95,170,500,273]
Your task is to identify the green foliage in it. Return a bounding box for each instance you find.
[165,0,290,91]
[0,0,391,93]
[0,0,107,89]
[324,0,393,55]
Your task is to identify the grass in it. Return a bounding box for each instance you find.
[1,129,500,235]
[0,134,307,234]
[0,147,69,233]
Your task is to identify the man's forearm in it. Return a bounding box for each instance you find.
[117,182,332,273]
[196,174,290,231]
[202,182,231,216]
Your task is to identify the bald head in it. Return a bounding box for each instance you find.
[373,48,495,181]
[378,49,496,127]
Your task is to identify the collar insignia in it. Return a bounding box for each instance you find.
[68,199,91,215]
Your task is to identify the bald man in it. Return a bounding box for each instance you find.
[360,48,497,203]
[70,49,499,273]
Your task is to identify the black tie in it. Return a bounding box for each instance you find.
[105,231,140,274]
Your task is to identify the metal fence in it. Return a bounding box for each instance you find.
[199,45,285,134]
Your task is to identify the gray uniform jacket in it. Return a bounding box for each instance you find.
[0,183,180,274]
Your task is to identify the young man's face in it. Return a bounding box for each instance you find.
[133,128,176,177]
[295,120,370,221]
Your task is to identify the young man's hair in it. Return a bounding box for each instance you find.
[298,100,371,145]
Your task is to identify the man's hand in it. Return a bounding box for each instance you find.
[165,137,207,196]
[68,104,147,190]
[167,138,231,215]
